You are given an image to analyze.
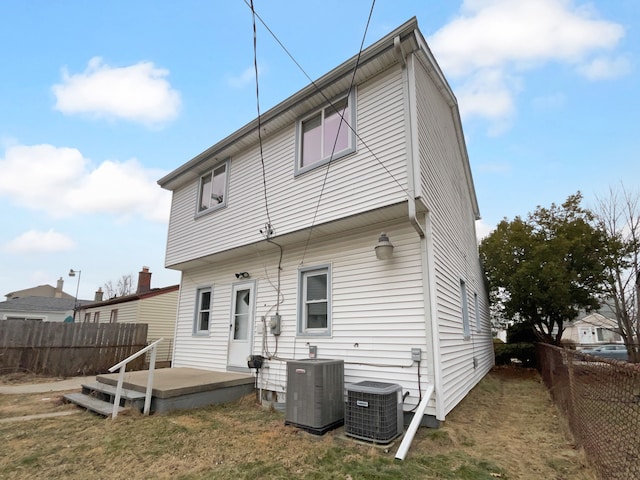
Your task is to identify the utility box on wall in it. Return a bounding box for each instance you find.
[285,359,344,435]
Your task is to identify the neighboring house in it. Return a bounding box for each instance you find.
[0,296,76,322]
[564,312,623,349]
[1,277,82,322]
[158,18,493,424]
[4,277,75,301]
[76,267,179,367]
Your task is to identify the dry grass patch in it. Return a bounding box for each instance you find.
[0,367,597,479]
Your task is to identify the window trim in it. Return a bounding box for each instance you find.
[195,159,230,217]
[474,293,481,333]
[294,90,356,176]
[460,279,470,340]
[193,286,213,336]
[110,309,118,324]
[297,264,332,337]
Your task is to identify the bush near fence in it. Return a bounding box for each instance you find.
[537,343,640,480]
[0,320,148,377]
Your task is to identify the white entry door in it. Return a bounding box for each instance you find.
[227,282,255,370]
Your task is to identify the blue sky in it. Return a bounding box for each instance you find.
[1,0,638,300]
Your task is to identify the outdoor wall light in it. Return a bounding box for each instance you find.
[375,232,394,260]
[235,272,250,279]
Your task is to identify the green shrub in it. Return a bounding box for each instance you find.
[494,342,537,367]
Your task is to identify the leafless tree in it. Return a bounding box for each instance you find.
[103,274,134,299]
[594,184,640,362]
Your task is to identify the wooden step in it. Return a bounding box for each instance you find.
[64,392,128,417]
[81,382,146,401]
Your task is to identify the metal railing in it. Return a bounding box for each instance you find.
[107,338,164,419]
[537,343,640,480]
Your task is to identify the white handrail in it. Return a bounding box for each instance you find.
[107,338,164,419]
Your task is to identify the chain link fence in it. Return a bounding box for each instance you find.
[537,343,640,480]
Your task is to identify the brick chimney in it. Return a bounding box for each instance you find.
[55,277,64,298]
[137,266,152,294]
[94,287,104,302]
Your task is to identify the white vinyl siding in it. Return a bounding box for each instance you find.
[414,54,493,417]
[164,65,407,268]
[171,223,431,412]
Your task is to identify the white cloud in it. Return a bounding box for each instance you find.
[428,0,626,132]
[577,55,632,80]
[52,57,181,126]
[0,144,170,222]
[4,229,76,254]
[227,65,264,89]
[475,219,494,241]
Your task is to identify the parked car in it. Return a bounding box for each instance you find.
[582,344,628,361]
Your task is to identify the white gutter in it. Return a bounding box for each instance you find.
[395,383,435,460]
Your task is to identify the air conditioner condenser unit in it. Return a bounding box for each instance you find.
[345,381,403,444]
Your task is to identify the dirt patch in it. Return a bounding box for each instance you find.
[0,366,597,479]
[0,372,69,385]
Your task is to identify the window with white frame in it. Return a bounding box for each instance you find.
[298,265,331,335]
[474,293,481,332]
[93,312,100,323]
[197,161,228,214]
[109,309,118,324]
[194,287,212,335]
[460,280,470,339]
[295,91,355,175]
[83,312,91,323]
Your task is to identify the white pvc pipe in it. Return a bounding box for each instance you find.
[395,384,435,461]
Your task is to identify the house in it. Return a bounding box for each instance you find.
[76,267,179,367]
[1,277,79,322]
[564,312,623,349]
[157,18,493,424]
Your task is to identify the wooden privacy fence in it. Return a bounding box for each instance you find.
[0,320,148,377]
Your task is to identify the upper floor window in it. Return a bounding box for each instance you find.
[194,287,212,335]
[93,312,100,323]
[109,309,118,324]
[295,91,356,175]
[297,265,332,336]
[197,160,229,215]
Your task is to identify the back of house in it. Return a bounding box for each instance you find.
[159,18,493,424]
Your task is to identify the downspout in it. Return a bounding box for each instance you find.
[394,35,425,240]
[398,33,444,425]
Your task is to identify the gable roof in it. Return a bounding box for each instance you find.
[0,296,77,313]
[157,18,479,219]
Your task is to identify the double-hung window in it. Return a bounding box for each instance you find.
[194,287,212,335]
[460,279,470,340]
[197,160,229,214]
[296,91,356,175]
[298,265,331,336]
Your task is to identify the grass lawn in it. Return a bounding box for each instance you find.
[0,367,596,479]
